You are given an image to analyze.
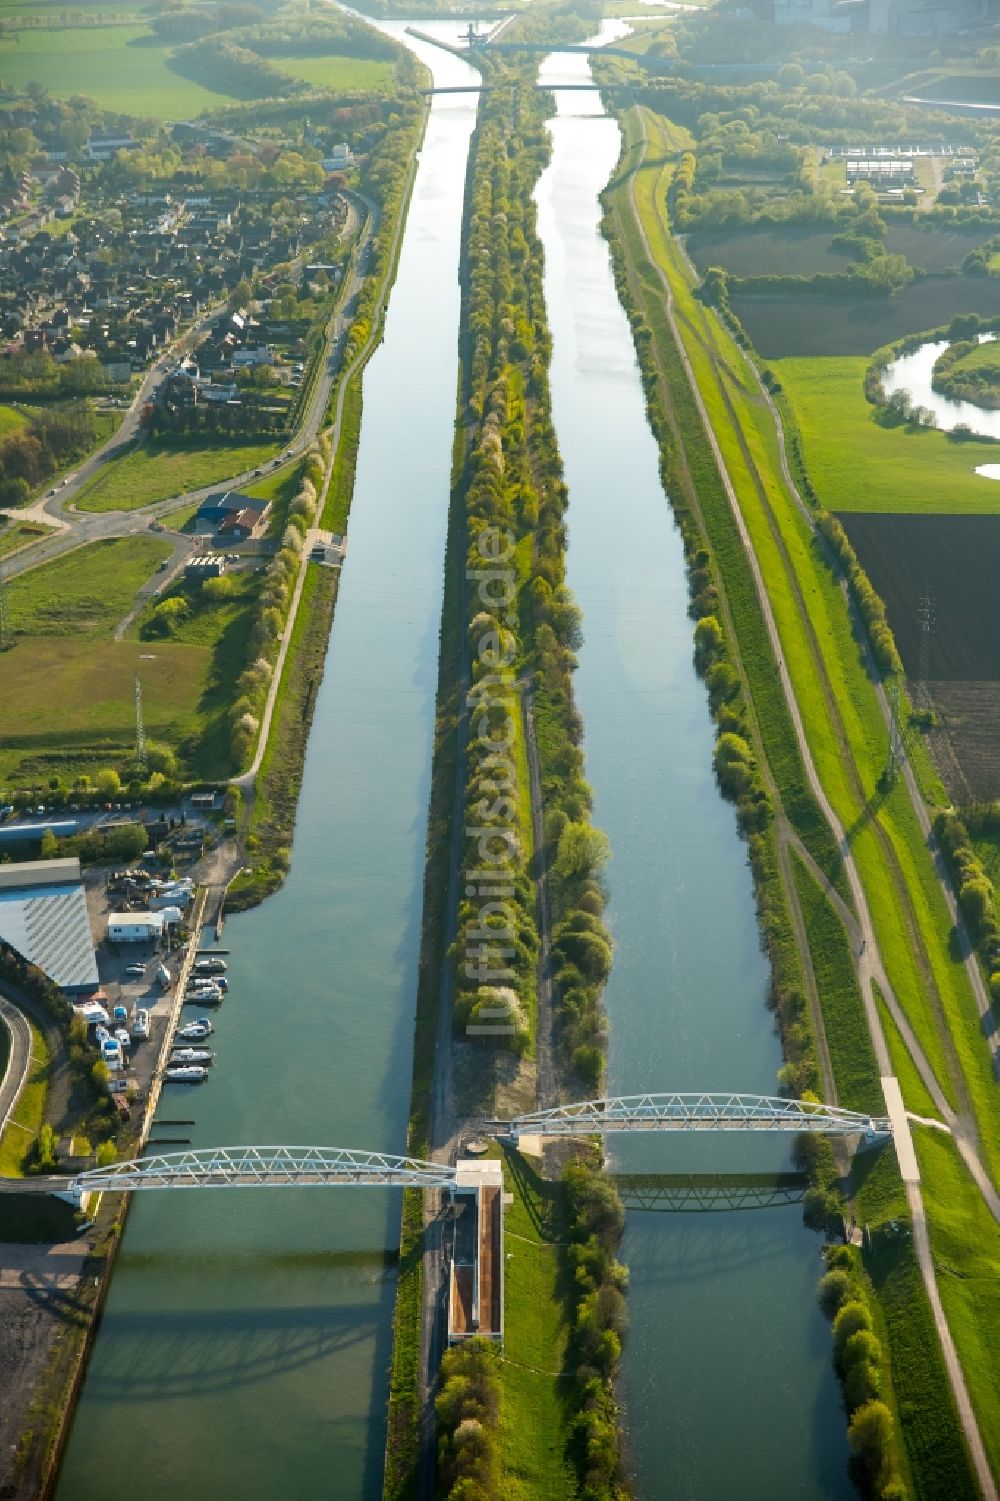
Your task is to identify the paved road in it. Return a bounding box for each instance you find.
[0,993,32,1137]
[628,107,998,1501]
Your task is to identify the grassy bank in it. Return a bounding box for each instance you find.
[599,99,984,1498]
[227,89,428,913]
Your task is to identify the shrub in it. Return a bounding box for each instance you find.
[817,1268,853,1318]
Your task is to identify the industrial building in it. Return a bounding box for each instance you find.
[447,1158,504,1344]
[107,911,164,944]
[0,857,99,995]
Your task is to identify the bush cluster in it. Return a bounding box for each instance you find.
[434,1339,501,1500]
[345,94,426,364]
[453,80,613,1076]
[562,1155,631,1500]
[227,440,328,769]
[935,807,999,965]
[0,401,106,508]
[817,1246,907,1499]
[814,512,902,676]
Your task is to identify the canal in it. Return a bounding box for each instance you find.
[57,22,853,1501]
[55,25,481,1501]
[535,27,854,1500]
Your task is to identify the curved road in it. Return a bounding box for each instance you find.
[0,992,32,1138]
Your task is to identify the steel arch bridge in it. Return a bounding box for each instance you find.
[1,1147,460,1199]
[504,1093,891,1142]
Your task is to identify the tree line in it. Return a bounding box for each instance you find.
[0,400,104,508]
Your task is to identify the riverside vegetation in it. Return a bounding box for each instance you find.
[592,96,982,1494]
[228,82,428,912]
[384,56,630,1501]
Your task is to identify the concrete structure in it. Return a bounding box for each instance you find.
[448,1158,504,1344]
[107,911,164,943]
[0,857,99,994]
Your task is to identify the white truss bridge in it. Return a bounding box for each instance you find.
[0,1096,892,1201]
[0,1147,459,1200]
[504,1093,891,1142]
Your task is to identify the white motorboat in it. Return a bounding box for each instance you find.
[164,1065,208,1083]
[169,1048,214,1065]
[176,1020,214,1041]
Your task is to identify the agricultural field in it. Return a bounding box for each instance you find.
[274,54,395,91]
[687,224,995,281]
[0,536,247,785]
[839,514,1000,682]
[774,355,1000,513]
[686,226,857,278]
[884,224,994,272]
[74,435,281,511]
[0,25,243,115]
[733,278,1000,358]
[837,512,1000,799]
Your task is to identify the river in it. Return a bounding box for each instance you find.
[56,26,481,1501]
[57,23,852,1501]
[535,27,854,1499]
[883,331,1000,442]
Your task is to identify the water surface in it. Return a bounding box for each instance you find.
[56,26,481,1500]
[535,30,853,1499]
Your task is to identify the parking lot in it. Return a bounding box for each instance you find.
[82,872,198,1116]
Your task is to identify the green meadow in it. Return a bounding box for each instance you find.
[774,356,1000,515]
[0,26,241,115]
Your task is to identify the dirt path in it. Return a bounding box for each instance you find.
[626,106,998,1501]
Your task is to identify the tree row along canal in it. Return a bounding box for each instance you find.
[56,20,851,1501]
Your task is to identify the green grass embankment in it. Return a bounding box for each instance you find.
[914,1127,1000,1487]
[792,853,882,1116]
[321,374,363,534]
[601,102,987,1501]
[620,107,1000,1188]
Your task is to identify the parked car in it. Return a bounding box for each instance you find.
[125,963,145,978]
[113,1005,128,1024]
[101,1038,123,1068]
[115,1027,131,1050]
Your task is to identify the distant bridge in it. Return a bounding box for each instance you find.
[504,1093,891,1143]
[473,40,640,61]
[422,83,619,96]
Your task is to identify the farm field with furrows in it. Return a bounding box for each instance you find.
[686,222,994,279]
[731,278,1000,357]
[838,514,1000,799]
